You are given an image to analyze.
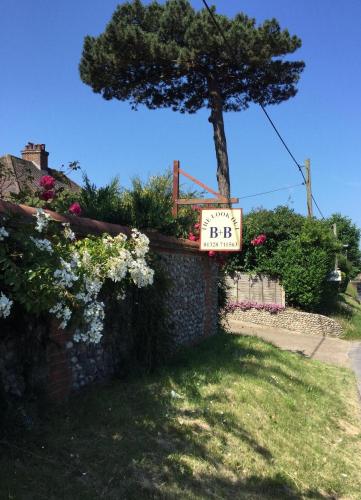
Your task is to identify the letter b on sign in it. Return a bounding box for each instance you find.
[210,227,219,238]
[224,227,232,238]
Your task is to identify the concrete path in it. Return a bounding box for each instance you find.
[227,319,361,396]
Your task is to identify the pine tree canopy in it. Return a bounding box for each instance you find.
[79,0,305,114]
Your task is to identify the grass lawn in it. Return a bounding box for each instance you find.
[331,283,361,340]
[1,332,361,499]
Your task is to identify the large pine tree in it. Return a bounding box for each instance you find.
[79,0,304,199]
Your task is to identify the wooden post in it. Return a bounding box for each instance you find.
[172,160,180,217]
[333,223,338,271]
[305,159,313,218]
[171,160,239,214]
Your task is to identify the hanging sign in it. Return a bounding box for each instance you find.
[200,208,242,251]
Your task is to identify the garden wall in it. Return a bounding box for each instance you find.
[227,308,342,337]
[0,201,218,402]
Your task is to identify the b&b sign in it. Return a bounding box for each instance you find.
[200,208,242,252]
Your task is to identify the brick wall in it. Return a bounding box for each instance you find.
[0,201,218,402]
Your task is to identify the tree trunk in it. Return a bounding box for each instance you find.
[207,74,231,201]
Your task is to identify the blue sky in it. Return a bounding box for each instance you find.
[1,0,360,227]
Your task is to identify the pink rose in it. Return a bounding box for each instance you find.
[208,251,216,257]
[69,202,82,216]
[194,223,200,230]
[39,175,55,190]
[251,233,267,246]
[41,190,55,201]
[188,232,198,241]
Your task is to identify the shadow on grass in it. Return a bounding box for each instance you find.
[169,332,326,398]
[0,332,334,500]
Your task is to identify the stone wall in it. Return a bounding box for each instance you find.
[0,201,219,402]
[0,338,26,398]
[0,319,49,401]
[66,250,218,393]
[161,252,218,346]
[227,308,343,337]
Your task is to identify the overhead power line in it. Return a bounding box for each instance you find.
[239,182,304,200]
[200,0,325,219]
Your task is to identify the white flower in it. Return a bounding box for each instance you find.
[102,235,114,247]
[76,276,103,303]
[128,259,154,288]
[80,250,91,268]
[102,233,127,251]
[74,300,105,344]
[74,326,102,344]
[30,237,53,254]
[70,251,80,268]
[0,292,13,318]
[116,291,126,301]
[114,233,127,243]
[33,208,51,233]
[49,302,72,329]
[84,300,105,322]
[62,223,76,241]
[107,249,132,282]
[0,227,9,241]
[53,258,78,288]
[131,228,150,258]
[85,276,102,295]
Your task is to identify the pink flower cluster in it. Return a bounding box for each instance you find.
[188,221,200,242]
[39,175,56,201]
[69,202,82,216]
[225,300,285,314]
[188,220,225,260]
[40,175,55,190]
[251,234,267,246]
[38,175,82,215]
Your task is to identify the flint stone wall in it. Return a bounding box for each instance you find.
[0,201,218,401]
[227,308,343,337]
[67,251,218,392]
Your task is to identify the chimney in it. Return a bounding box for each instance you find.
[21,142,49,170]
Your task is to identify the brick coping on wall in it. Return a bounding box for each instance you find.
[0,200,200,254]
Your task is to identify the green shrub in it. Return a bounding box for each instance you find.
[274,239,334,310]
[79,171,199,238]
[226,207,343,311]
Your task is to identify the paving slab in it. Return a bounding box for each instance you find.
[227,319,360,368]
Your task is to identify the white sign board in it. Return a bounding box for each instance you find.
[200,208,242,251]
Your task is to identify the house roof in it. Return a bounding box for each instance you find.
[0,154,80,198]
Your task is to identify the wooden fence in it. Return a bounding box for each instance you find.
[226,272,286,306]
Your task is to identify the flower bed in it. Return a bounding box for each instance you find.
[225,300,285,314]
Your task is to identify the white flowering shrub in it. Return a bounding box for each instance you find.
[0,209,154,343]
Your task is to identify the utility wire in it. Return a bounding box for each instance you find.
[239,182,304,200]
[200,0,325,219]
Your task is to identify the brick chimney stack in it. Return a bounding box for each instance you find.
[21,142,49,170]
